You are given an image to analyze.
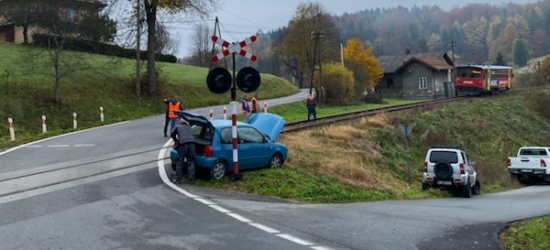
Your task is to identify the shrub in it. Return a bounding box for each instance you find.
[319,62,355,105]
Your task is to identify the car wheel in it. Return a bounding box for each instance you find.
[210,160,227,180]
[463,179,472,198]
[269,153,283,168]
[434,161,453,180]
[472,180,481,195]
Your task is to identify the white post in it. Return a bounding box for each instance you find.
[100,106,104,123]
[231,101,239,176]
[8,118,15,141]
[73,112,77,129]
[223,106,227,120]
[209,109,213,120]
[42,115,47,133]
[264,102,267,113]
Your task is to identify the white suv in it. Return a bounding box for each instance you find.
[422,146,480,198]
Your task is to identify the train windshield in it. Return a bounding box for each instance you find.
[457,67,483,78]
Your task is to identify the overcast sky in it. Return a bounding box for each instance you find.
[162,0,539,57]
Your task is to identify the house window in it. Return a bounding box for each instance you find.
[419,77,428,89]
[386,77,394,88]
[64,8,76,22]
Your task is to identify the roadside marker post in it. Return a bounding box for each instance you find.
[210,109,213,120]
[42,115,47,134]
[8,118,15,141]
[100,106,104,123]
[223,106,227,120]
[73,112,78,129]
[264,102,267,113]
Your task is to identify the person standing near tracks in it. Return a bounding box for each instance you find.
[241,94,251,122]
[171,119,195,184]
[251,93,260,114]
[307,94,317,121]
[167,95,183,134]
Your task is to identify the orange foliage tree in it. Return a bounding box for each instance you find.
[343,37,384,96]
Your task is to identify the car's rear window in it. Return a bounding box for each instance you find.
[520,149,548,156]
[429,151,459,163]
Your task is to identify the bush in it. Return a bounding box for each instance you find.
[319,62,355,105]
[32,34,177,63]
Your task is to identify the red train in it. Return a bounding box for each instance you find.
[455,65,513,96]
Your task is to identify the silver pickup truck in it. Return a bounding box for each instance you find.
[507,146,550,183]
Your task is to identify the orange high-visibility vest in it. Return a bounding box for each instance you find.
[251,97,259,112]
[168,102,181,119]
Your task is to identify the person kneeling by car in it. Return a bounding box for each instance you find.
[171,119,195,184]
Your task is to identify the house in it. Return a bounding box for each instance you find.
[0,0,105,44]
[376,52,455,99]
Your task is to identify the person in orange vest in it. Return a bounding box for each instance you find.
[307,94,317,121]
[167,95,184,134]
[241,94,251,122]
[250,93,260,113]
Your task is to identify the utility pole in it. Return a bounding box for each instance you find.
[309,31,319,96]
[135,0,141,109]
[449,40,457,85]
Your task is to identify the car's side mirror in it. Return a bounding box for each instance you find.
[264,134,271,142]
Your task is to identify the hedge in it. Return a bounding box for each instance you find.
[32,34,177,63]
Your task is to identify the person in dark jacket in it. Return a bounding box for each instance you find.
[171,119,195,184]
[307,94,317,121]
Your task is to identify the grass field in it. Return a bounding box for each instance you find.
[501,215,550,250]
[0,42,298,148]
[199,92,550,202]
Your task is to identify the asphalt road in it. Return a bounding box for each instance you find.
[1,88,549,250]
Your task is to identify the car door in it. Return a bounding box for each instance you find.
[237,126,271,169]
[461,152,475,181]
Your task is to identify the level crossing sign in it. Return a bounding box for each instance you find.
[211,35,258,62]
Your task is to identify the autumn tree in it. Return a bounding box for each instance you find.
[281,3,340,88]
[427,33,442,53]
[343,37,384,96]
[541,56,550,84]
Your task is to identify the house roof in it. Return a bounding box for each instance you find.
[0,0,106,7]
[379,52,454,74]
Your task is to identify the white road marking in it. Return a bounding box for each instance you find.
[276,234,313,246]
[157,138,333,250]
[227,213,252,223]
[74,144,95,147]
[48,145,70,148]
[25,145,42,148]
[249,223,280,234]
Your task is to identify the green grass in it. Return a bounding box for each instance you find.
[501,216,550,250]
[0,42,298,148]
[268,98,425,123]
[199,92,550,202]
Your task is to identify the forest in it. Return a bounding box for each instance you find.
[248,0,550,77]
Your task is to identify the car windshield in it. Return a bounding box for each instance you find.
[429,151,458,163]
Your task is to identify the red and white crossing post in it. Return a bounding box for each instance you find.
[264,102,267,113]
[8,118,15,141]
[100,106,104,123]
[73,112,77,129]
[42,115,47,133]
[223,106,227,120]
[209,109,213,120]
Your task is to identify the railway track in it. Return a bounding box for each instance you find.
[283,86,543,133]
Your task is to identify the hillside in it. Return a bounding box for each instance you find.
[207,91,550,202]
[0,42,298,147]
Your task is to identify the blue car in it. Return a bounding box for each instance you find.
[170,111,288,180]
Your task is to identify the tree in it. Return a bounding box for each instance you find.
[541,56,550,84]
[281,3,340,88]
[427,33,441,53]
[141,0,218,100]
[494,52,506,66]
[77,13,117,43]
[0,0,40,44]
[187,22,211,67]
[343,37,384,96]
[513,38,530,67]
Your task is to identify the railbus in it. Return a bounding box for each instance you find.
[455,65,513,96]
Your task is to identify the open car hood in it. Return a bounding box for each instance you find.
[247,113,286,141]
